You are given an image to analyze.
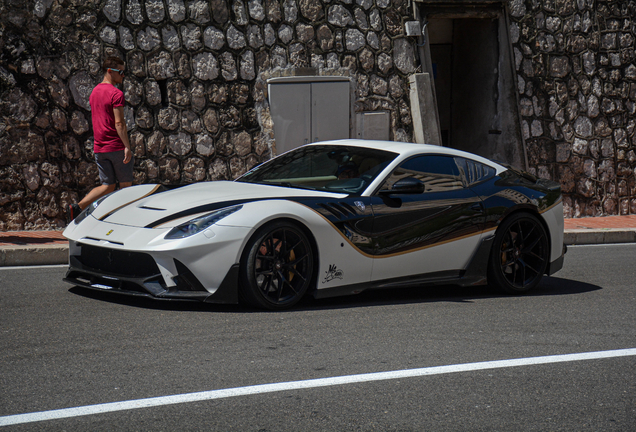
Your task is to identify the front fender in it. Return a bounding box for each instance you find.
[217,199,376,290]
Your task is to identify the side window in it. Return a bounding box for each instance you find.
[381,155,464,193]
[455,157,496,186]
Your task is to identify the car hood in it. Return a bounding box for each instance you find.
[93,181,344,228]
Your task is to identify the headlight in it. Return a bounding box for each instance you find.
[165,205,243,239]
[74,193,113,225]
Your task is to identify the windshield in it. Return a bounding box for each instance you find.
[237,145,398,195]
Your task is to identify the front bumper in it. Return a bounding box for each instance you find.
[546,244,567,276]
[64,241,239,304]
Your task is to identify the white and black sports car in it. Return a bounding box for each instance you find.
[63,139,565,310]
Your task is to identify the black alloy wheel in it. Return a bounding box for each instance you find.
[488,212,550,294]
[240,221,314,310]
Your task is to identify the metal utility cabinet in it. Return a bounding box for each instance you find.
[267,76,351,154]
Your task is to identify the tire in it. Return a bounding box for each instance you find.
[488,212,550,294]
[239,221,314,310]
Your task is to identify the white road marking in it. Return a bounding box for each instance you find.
[568,243,636,248]
[1,348,635,426]
[0,264,68,271]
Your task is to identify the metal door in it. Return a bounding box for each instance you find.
[268,77,351,154]
[368,155,486,282]
[268,82,311,154]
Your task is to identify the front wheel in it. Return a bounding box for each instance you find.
[239,221,314,310]
[488,213,549,294]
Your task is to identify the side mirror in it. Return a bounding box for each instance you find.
[381,177,425,194]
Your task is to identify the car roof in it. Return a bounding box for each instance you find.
[304,139,507,173]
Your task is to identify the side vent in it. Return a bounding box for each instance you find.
[319,202,359,220]
[338,202,357,215]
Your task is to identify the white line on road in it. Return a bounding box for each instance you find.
[1,348,635,427]
[568,243,636,247]
[0,264,68,271]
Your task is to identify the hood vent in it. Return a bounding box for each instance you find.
[139,205,167,211]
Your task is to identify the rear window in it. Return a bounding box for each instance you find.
[455,157,496,186]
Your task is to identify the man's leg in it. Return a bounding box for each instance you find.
[78,183,117,210]
[66,153,117,222]
[79,153,119,209]
[67,151,133,222]
[111,149,134,190]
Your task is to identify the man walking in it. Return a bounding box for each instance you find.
[67,56,133,221]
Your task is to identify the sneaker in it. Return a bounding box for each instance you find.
[66,203,82,222]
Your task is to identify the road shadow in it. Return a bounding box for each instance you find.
[68,275,600,313]
[0,235,67,245]
[68,286,246,313]
[304,276,601,311]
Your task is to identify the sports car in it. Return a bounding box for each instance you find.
[63,139,566,310]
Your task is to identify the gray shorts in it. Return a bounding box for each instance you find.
[95,150,134,185]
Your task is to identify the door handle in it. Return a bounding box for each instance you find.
[471,203,484,212]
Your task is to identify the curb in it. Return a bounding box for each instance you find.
[563,228,636,245]
[0,244,69,267]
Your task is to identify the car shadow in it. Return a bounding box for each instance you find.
[68,287,246,313]
[68,275,600,313]
[302,276,601,311]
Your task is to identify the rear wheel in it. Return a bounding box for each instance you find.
[488,213,549,294]
[239,221,314,310]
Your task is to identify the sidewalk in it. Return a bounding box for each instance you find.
[562,214,636,245]
[1,215,636,266]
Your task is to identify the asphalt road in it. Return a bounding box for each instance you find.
[1,244,635,431]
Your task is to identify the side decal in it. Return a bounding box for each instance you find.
[323,264,344,283]
[297,201,488,259]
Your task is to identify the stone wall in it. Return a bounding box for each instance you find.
[508,0,636,217]
[3,0,636,231]
[0,0,417,230]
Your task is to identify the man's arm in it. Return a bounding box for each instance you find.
[113,106,132,164]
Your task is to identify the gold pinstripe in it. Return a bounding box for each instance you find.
[539,196,563,214]
[99,184,163,221]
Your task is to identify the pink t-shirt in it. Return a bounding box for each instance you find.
[89,83,126,153]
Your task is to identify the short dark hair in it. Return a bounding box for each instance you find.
[102,56,124,73]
